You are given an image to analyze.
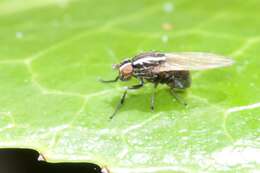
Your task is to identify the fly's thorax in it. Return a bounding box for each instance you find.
[133,56,166,67]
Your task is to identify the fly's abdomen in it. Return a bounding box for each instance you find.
[165,71,191,89]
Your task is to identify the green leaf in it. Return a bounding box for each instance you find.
[0,0,259,172]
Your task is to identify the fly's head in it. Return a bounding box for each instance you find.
[113,59,133,81]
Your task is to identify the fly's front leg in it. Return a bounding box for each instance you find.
[151,83,158,111]
[128,78,144,89]
[110,78,144,119]
[99,76,119,83]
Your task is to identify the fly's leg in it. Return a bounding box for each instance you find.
[110,78,144,119]
[127,77,144,89]
[170,89,187,106]
[99,76,119,83]
[167,72,190,106]
[110,89,128,119]
[150,83,158,111]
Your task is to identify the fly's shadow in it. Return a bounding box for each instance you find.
[109,86,188,118]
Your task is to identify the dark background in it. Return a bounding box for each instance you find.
[0,148,102,173]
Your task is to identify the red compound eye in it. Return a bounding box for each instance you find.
[120,63,133,76]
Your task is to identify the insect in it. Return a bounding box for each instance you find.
[100,52,234,119]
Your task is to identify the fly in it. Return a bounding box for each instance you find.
[100,52,234,119]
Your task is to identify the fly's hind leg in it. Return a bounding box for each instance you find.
[167,71,190,106]
[170,89,187,106]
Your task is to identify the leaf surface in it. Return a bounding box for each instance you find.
[0,0,259,172]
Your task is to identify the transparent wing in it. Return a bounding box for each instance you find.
[157,52,234,71]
